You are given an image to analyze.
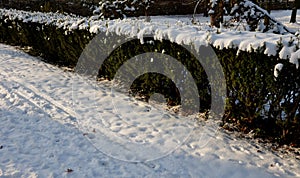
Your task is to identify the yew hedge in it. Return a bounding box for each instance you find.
[0,14,299,146]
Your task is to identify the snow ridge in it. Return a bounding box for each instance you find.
[0,8,299,67]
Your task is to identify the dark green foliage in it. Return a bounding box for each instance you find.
[0,17,93,67]
[0,15,299,146]
[130,72,181,106]
[219,48,300,146]
[98,37,211,112]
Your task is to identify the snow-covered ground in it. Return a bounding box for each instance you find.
[271,10,300,31]
[0,43,300,177]
[0,9,300,177]
[150,9,300,31]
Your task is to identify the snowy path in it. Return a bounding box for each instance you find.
[0,43,299,177]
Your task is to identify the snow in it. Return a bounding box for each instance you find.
[208,9,215,15]
[290,49,300,68]
[279,45,296,59]
[0,4,299,176]
[274,63,284,77]
[1,9,300,67]
[1,43,300,177]
[272,10,300,31]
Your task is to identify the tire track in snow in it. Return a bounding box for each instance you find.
[0,75,76,123]
[0,66,77,125]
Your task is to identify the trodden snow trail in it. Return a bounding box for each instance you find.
[0,43,299,177]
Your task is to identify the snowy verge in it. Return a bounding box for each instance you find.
[1,43,300,177]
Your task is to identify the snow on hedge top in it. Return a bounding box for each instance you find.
[0,8,299,67]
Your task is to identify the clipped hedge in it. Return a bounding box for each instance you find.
[0,17,93,66]
[97,37,212,112]
[0,11,300,146]
[219,48,300,145]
